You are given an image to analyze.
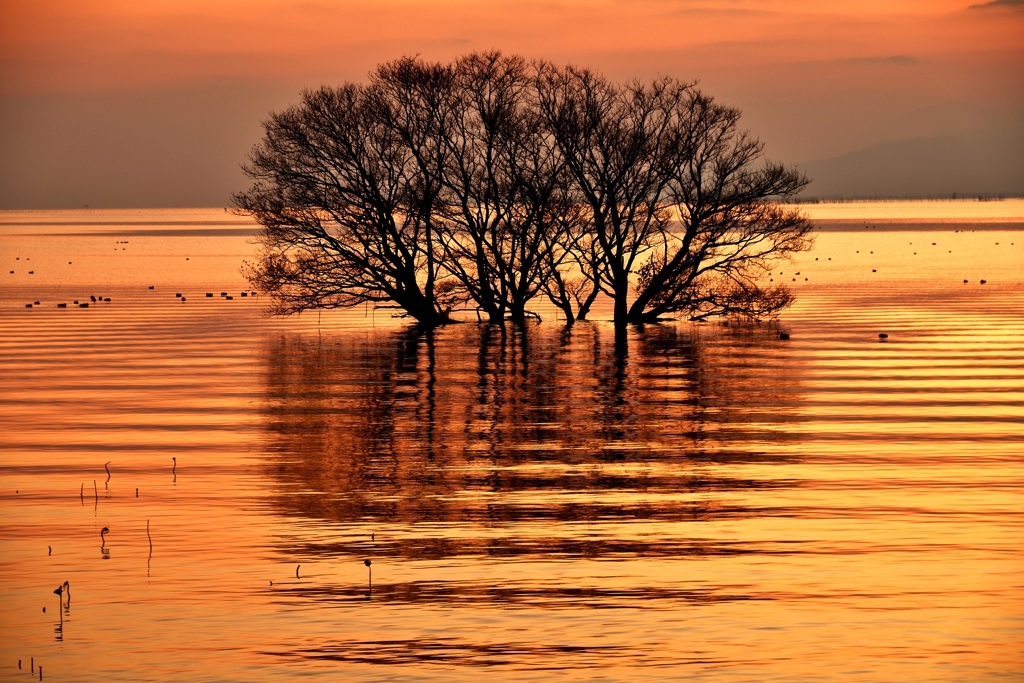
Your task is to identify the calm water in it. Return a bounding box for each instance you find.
[1,204,1023,681]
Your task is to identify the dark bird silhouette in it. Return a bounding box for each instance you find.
[779,332,790,340]
[364,559,372,597]
[296,564,301,579]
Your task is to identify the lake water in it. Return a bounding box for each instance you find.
[1,202,1023,681]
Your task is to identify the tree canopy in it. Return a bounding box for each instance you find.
[234,52,812,328]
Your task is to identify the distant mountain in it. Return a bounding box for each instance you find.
[797,114,1024,199]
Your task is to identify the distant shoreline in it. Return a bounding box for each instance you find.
[790,196,1023,204]
[809,221,1024,232]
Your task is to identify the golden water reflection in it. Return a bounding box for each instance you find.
[2,213,1022,681]
[259,324,808,593]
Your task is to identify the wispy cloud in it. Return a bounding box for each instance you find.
[969,0,1024,9]
[850,55,917,64]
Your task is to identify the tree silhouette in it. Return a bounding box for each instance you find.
[235,52,811,328]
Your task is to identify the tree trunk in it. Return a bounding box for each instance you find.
[612,282,629,329]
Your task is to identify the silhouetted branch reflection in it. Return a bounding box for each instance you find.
[259,322,805,563]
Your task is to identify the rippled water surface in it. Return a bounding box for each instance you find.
[1,205,1023,681]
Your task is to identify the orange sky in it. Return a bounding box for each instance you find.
[2,0,1021,94]
[0,0,1021,207]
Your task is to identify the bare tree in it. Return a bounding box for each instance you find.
[235,54,811,329]
[233,59,457,326]
[436,52,580,323]
[535,65,692,327]
[628,94,812,323]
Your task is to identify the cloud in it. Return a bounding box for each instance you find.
[969,0,1024,9]
[850,55,917,64]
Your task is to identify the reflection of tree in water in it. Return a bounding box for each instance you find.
[262,323,798,548]
[260,322,804,557]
